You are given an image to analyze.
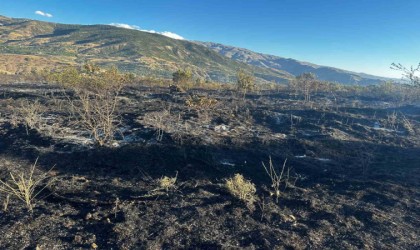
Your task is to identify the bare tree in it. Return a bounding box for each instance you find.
[295,72,318,102]
[391,62,420,87]
[49,64,133,146]
[236,69,255,98]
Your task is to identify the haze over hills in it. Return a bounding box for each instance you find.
[0,15,391,85]
[197,42,393,85]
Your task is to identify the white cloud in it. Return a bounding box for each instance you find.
[109,23,185,40]
[109,23,140,30]
[156,31,185,40]
[35,10,53,18]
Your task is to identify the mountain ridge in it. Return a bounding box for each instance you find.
[0,15,294,83]
[196,41,392,85]
[0,15,391,85]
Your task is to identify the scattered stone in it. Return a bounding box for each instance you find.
[85,213,92,220]
[214,124,229,133]
[273,133,287,139]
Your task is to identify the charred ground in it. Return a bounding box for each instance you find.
[0,82,419,249]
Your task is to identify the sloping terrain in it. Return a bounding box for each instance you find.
[0,82,418,249]
[0,15,292,83]
[198,42,392,85]
[1,15,393,85]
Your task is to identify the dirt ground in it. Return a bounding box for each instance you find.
[0,82,419,249]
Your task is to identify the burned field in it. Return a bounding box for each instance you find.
[0,82,419,249]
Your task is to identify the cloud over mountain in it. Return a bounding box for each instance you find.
[35,11,53,18]
[109,23,184,40]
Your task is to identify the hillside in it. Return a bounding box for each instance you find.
[0,15,293,83]
[197,42,392,85]
[0,15,393,85]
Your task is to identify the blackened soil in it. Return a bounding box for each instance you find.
[0,83,419,249]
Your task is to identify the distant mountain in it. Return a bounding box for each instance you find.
[197,42,392,85]
[0,15,391,85]
[0,15,292,83]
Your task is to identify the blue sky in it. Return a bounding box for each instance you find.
[1,0,419,78]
